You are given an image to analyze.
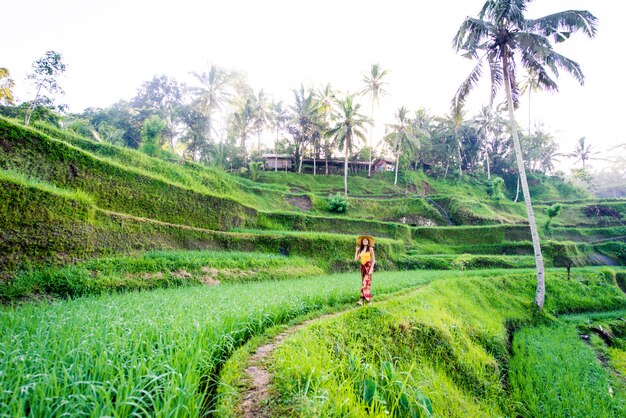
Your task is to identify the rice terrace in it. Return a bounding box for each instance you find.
[2,0,626,417]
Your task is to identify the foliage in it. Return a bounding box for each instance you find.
[140,115,166,157]
[0,270,441,416]
[544,203,562,234]
[326,193,349,214]
[247,161,264,181]
[265,270,625,416]
[24,50,67,125]
[510,321,626,416]
[486,176,506,201]
[0,68,15,105]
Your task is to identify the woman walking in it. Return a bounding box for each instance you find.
[355,235,375,305]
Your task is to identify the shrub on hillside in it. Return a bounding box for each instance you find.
[486,176,506,201]
[326,194,349,214]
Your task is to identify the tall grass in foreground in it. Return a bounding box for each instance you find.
[0,269,463,416]
[510,324,626,417]
[263,270,626,417]
[1,250,324,300]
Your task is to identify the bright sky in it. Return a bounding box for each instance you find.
[3,0,624,171]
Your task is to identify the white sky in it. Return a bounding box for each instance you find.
[2,0,624,171]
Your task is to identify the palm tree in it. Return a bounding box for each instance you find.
[288,85,321,174]
[360,64,389,177]
[232,99,256,165]
[385,106,417,186]
[452,0,597,310]
[253,90,272,151]
[472,105,506,179]
[326,94,369,195]
[570,136,597,168]
[316,83,336,175]
[189,64,231,143]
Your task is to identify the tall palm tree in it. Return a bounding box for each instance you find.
[360,64,389,177]
[316,83,336,175]
[452,0,598,310]
[288,85,321,174]
[232,99,255,165]
[190,64,231,143]
[385,106,418,186]
[253,90,272,152]
[326,94,369,195]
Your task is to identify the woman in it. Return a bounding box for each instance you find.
[354,235,375,305]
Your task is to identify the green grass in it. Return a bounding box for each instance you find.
[0,250,325,301]
[510,320,626,417]
[0,269,447,417]
[0,168,94,205]
[258,269,626,417]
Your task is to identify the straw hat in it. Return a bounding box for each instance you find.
[356,235,375,247]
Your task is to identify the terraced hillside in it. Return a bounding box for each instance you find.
[1,116,624,282]
[2,117,626,417]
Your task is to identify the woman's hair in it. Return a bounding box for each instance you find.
[359,243,371,254]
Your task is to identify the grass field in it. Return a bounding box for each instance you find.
[220,268,626,417]
[0,268,461,417]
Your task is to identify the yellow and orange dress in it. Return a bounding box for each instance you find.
[359,249,373,301]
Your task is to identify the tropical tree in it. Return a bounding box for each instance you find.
[520,68,540,138]
[287,85,321,174]
[316,83,337,175]
[326,94,369,195]
[132,75,184,152]
[231,99,256,165]
[253,89,272,151]
[0,68,15,105]
[452,0,598,310]
[360,64,389,177]
[384,106,416,185]
[189,64,231,143]
[569,136,597,168]
[271,100,290,171]
[472,105,507,179]
[24,50,67,126]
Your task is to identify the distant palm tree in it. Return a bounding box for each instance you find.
[190,64,231,143]
[289,85,321,174]
[472,105,506,179]
[360,64,389,177]
[326,94,369,195]
[253,90,272,151]
[232,99,255,165]
[452,0,598,310]
[316,83,337,175]
[570,136,597,168]
[520,68,540,138]
[385,106,418,186]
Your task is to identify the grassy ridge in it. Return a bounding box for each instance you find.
[0,250,325,301]
[258,269,626,417]
[0,270,446,417]
[0,117,258,230]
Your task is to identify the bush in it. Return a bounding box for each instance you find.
[326,193,349,214]
[486,176,506,201]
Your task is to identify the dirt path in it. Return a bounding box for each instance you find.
[238,311,347,417]
[237,283,432,417]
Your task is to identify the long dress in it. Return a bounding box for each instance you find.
[359,250,373,302]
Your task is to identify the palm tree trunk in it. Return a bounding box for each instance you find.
[514,175,520,202]
[344,134,349,195]
[486,154,491,180]
[456,126,463,177]
[368,101,374,178]
[394,141,400,186]
[503,53,545,311]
